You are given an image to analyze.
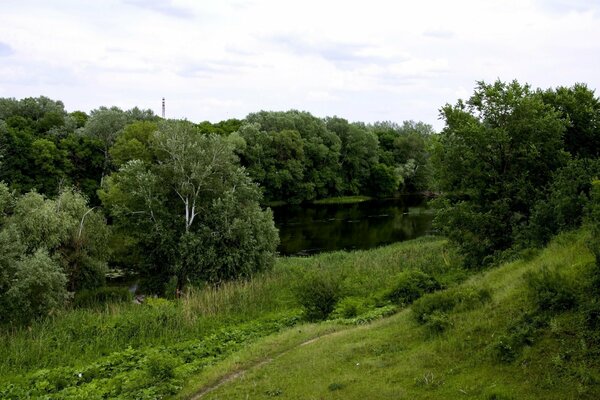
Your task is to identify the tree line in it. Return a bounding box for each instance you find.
[2,79,599,324]
[0,97,433,324]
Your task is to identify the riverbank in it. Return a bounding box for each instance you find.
[312,195,372,204]
[0,236,459,399]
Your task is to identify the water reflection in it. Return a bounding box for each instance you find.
[271,196,434,256]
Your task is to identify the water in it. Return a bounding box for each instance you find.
[271,196,434,256]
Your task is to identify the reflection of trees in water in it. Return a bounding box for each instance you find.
[273,199,433,255]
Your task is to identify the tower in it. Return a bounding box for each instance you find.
[162,97,165,119]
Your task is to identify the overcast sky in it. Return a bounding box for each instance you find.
[1,0,599,130]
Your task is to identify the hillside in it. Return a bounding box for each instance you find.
[181,230,600,399]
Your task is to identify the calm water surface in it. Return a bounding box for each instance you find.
[271,196,434,256]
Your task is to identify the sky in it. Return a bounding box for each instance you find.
[0,0,599,130]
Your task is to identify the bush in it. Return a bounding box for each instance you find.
[492,312,547,363]
[294,270,342,321]
[145,352,178,381]
[412,286,491,325]
[331,297,367,319]
[525,266,577,313]
[385,270,442,306]
[6,249,68,324]
[73,286,133,308]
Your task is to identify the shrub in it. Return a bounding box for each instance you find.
[424,310,452,334]
[294,270,342,321]
[145,352,178,381]
[73,286,133,308]
[331,297,367,319]
[492,312,546,363]
[6,249,68,324]
[385,270,442,306]
[412,286,491,325]
[525,266,577,313]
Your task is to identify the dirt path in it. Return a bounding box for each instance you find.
[190,330,346,399]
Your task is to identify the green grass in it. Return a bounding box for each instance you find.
[312,196,373,205]
[0,236,459,399]
[185,230,600,399]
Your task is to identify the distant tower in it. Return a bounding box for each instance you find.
[161,97,165,119]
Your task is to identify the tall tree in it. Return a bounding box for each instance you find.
[100,120,279,291]
[431,80,568,266]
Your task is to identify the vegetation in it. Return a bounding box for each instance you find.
[0,237,461,398]
[2,77,600,398]
[100,120,279,292]
[432,80,600,266]
[189,230,600,399]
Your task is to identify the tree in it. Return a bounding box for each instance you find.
[83,107,129,180]
[100,120,279,291]
[110,120,157,167]
[0,182,107,323]
[370,120,433,193]
[542,83,600,159]
[431,80,568,266]
[10,188,110,290]
[243,111,342,201]
[326,117,379,194]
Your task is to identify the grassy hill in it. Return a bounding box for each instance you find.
[2,231,599,399]
[181,230,600,399]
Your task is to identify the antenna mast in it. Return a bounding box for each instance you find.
[161,97,165,119]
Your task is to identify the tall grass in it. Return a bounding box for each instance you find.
[0,236,455,379]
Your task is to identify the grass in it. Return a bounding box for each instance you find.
[183,229,600,399]
[0,236,459,398]
[312,196,372,205]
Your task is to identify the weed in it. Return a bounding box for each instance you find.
[145,352,178,381]
[526,266,578,313]
[385,269,442,306]
[294,269,342,321]
[328,382,346,391]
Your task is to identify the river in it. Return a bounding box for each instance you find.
[271,196,434,256]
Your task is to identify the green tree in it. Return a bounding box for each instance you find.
[431,80,568,266]
[326,118,379,195]
[110,120,157,167]
[101,120,279,291]
[542,83,600,159]
[5,249,68,324]
[83,107,129,180]
[10,188,110,290]
[244,111,342,201]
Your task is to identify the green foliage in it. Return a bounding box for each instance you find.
[145,352,178,381]
[525,266,578,313]
[294,269,343,321]
[412,286,491,326]
[541,83,600,159]
[101,120,279,288]
[5,249,68,324]
[492,313,546,363]
[0,183,109,324]
[587,180,600,269]
[331,297,367,319]
[525,159,600,246]
[384,269,442,306]
[74,287,133,308]
[110,120,156,167]
[0,314,299,399]
[369,163,400,197]
[432,80,569,266]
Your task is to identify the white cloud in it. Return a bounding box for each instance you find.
[0,0,598,130]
